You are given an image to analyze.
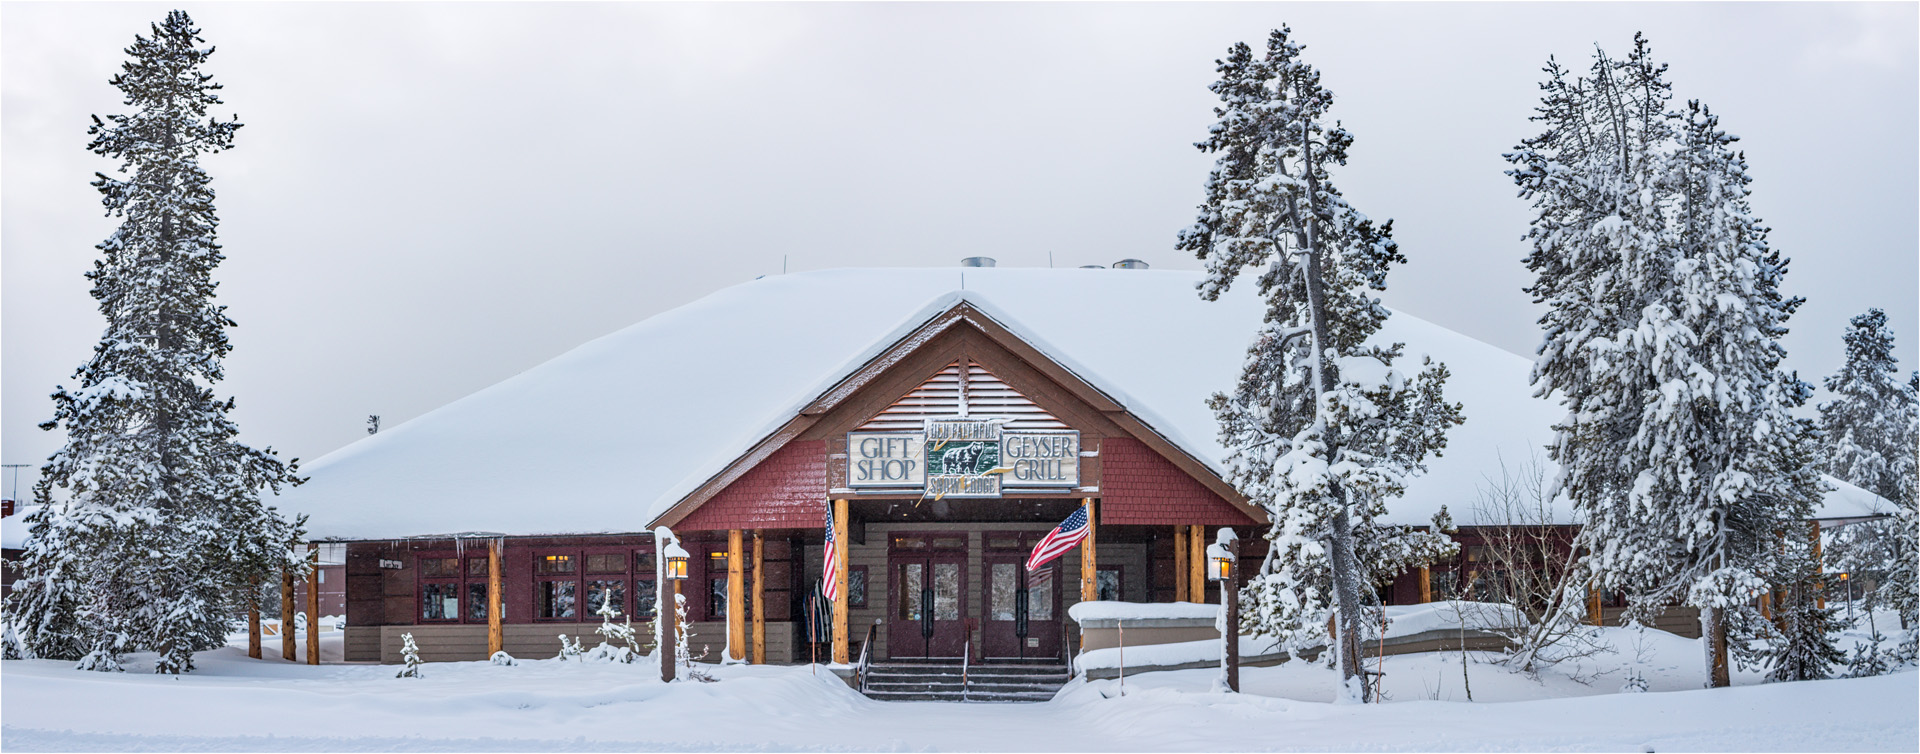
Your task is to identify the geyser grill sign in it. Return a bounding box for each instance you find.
[847,419,1079,496]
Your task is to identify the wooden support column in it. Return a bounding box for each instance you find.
[1173,526,1190,602]
[1188,525,1205,604]
[832,499,851,665]
[1418,566,1432,604]
[246,578,262,659]
[752,531,766,665]
[487,539,504,657]
[1079,498,1098,606]
[306,544,321,665]
[727,529,746,662]
[1588,586,1603,626]
[280,565,296,661]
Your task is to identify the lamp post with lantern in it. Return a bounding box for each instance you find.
[655,526,690,682]
[1207,527,1241,692]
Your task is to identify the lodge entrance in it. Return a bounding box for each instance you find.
[887,533,968,659]
[983,530,1063,659]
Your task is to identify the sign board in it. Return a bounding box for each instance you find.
[846,419,1080,495]
[379,559,404,570]
[847,432,925,488]
[1000,430,1080,487]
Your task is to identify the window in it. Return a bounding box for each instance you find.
[586,553,626,574]
[709,576,728,619]
[587,580,626,617]
[537,554,575,574]
[422,582,460,621]
[848,566,868,609]
[538,579,577,619]
[467,557,490,577]
[1096,566,1122,602]
[420,557,459,578]
[466,583,490,622]
[635,578,657,619]
[536,552,579,620]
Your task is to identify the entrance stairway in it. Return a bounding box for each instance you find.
[861,658,1071,703]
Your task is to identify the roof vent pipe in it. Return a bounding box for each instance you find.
[1113,259,1149,270]
[1079,265,1106,269]
[960,257,996,268]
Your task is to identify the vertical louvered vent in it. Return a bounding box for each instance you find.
[857,361,1068,431]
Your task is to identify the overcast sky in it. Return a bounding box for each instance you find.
[4,2,1915,491]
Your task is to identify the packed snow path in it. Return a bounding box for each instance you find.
[3,643,1913,752]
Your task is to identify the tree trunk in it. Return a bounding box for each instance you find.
[1707,605,1730,688]
[1296,89,1369,704]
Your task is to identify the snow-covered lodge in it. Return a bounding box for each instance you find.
[283,264,1889,670]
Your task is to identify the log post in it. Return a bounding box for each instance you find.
[1188,525,1205,605]
[280,565,296,661]
[1418,566,1432,605]
[832,499,850,665]
[306,544,321,665]
[247,578,262,659]
[727,529,746,662]
[488,539,504,657]
[752,530,766,665]
[1811,521,1825,610]
[1173,525,1190,603]
[1221,533,1241,693]
[1588,585,1603,626]
[1079,498,1098,605]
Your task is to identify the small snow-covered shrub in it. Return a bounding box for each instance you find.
[396,633,424,678]
[1620,670,1649,693]
[589,592,639,663]
[490,650,518,667]
[556,634,585,661]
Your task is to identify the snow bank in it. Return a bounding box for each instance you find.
[279,267,1892,540]
[1068,600,1219,623]
[1074,601,1526,673]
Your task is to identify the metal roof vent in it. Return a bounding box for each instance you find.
[1113,258,1150,270]
[960,256,997,268]
[1079,265,1106,269]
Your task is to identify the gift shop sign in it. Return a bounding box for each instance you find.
[847,419,1079,495]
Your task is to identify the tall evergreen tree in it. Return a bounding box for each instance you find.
[1507,35,1821,688]
[1822,310,1919,650]
[1180,27,1461,702]
[1819,310,1917,507]
[9,10,303,674]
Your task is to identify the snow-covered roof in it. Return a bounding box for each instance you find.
[2,505,42,550]
[282,267,1889,540]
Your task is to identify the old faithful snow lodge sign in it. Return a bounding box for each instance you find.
[848,418,1079,497]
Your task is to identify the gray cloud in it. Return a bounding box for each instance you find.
[5,2,1914,482]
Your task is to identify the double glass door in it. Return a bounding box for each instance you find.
[983,535,1063,659]
[889,536,968,658]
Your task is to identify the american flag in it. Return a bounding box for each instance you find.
[821,506,840,603]
[1026,506,1090,572]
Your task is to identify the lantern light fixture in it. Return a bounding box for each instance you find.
[663,541,691,581]
[1207,542,1232,582]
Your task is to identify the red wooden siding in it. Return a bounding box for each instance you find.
[1099,437,1256,526]
[676,440,829,531]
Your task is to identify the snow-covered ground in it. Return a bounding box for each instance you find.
[3,615,1913,752]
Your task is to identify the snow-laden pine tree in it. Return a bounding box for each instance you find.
[1820,310,1918,507]
[1508,36,1824,688]
[9,11,303,674]
[1763,526,1847,682]
[1179,27,1462,702]
[1822,310,1919,657]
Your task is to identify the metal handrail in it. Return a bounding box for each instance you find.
[960,636,970,702]
[855,620,879,693]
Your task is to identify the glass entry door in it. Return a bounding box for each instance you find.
[887,534,968,659]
